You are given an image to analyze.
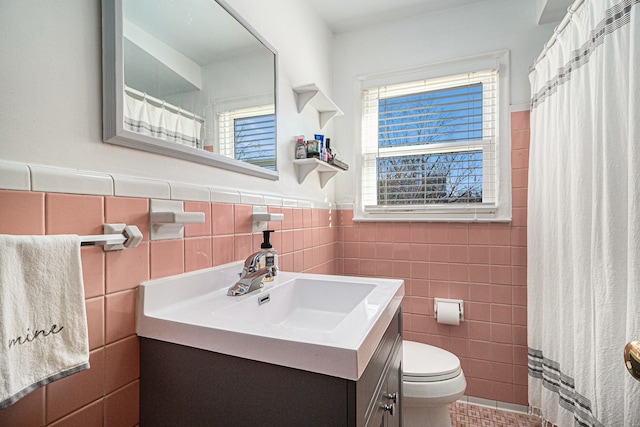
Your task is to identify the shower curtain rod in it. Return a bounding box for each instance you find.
[124,86,205,123]
[529,0,586,72]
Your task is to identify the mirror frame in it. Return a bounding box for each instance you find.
[101,0,278,180]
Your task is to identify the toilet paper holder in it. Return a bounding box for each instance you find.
[434,298,464,322]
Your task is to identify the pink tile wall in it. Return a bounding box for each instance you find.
[0,194,337,426]
[337,110,530,405]
[0,110,529,423]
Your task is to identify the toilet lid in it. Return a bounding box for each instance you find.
[403,341,461,382]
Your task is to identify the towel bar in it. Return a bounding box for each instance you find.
[79,224,143,251]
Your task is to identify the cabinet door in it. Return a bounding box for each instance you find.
[367,338,402,427]
[383,345,402,427]
[366,405,385,427]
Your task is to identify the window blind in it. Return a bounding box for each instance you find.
[361,69,498,210]
[219,105,276,170]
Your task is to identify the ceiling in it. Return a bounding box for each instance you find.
[307,0,572,33]
[307,0,492,33]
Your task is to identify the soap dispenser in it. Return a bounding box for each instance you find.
[258,229,278,282]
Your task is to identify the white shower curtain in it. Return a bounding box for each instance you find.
[124,89,203,149]
[528,0,640,425]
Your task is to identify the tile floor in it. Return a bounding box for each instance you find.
[449,401,542,427]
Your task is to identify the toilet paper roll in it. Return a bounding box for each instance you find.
[436,301,460,325]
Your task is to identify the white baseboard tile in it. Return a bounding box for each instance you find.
[496,400,529,414]
[112,174,169,199]
[510,103,531,112]
[457,395,530,415]
[0,159,352,211]
[32,164,113,196]
[169,181,210,202]
[0,160,30,191]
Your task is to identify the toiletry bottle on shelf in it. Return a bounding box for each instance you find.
[319,139,325,162]
[325,138,332,161]
[306,140,319,158]
[258,230,278,282]
[295,135,306,159]
[314,134,325,161]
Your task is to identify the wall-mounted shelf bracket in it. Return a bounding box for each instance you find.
[150,199,205,240]
[293,84,343,129]
[293,158,341,188]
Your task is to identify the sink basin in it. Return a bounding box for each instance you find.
[216,278,376,332]
[137,261,404,380]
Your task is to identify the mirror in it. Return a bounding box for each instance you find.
[102,0,278,179]
[624,341,640,381]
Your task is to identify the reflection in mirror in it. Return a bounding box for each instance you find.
[624,341,640,381]
[102,0,277,179]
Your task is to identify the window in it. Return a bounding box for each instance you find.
[219,105,276,170]
[357,52,510,221]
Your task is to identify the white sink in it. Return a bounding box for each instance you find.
[216,277,376,332]
[137,261,404,380]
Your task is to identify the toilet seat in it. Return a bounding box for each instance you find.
[403,340,461,382]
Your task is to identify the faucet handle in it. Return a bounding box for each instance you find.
[227,266,272,296]
[242,251,263,274]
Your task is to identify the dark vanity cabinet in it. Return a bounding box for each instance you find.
[139,308,402,426]
[357,310,403,427]
[365,342,402,427]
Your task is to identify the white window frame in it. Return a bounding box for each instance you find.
[354,51,511,222]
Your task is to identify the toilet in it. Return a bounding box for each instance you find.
[402,340,467,427]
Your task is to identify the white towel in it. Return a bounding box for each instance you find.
[0,234,89,409]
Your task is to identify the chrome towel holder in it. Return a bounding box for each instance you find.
[79,223,143,251]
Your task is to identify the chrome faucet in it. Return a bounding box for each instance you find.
[227,251,277,296]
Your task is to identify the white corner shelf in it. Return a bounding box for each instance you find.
[293,84,343,129]
[293,158,342,188]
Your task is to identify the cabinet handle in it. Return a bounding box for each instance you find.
[380,403,395,415]
[383,392,397,403]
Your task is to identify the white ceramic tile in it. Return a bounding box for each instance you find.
[466,396,498,409]
[209,187,241,203]
[510,103,531,112]
[297,200,313,208]
[282,198,298,207]
[457,396,469,404]
[239,192,264,205]
[496,401,529,414]
[31,164,113,195]
[263,195,283,206]
[169,182,210,202]
[112,174,170,199]
[313,200,332,209]
[0,160,30,191]
[336,202,355,210]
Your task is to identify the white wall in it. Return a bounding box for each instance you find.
[0,0,336,203]
[330,0,555,204]
[0,0,557,206]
